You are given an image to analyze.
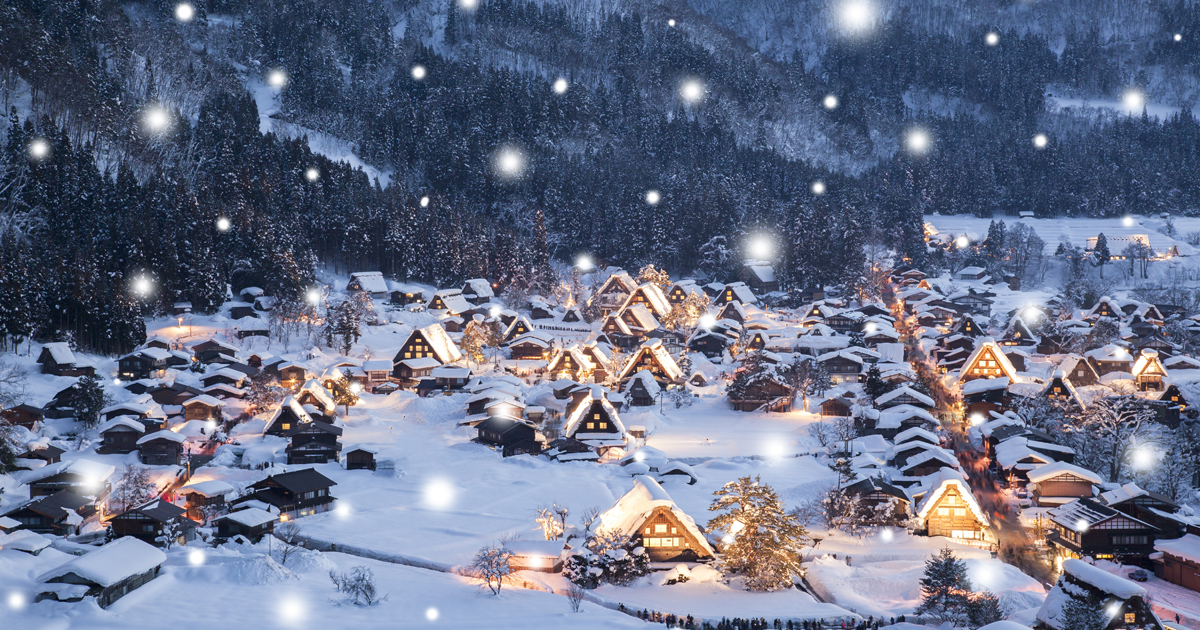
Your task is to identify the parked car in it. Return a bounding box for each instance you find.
[1128,569,1149,582]
[1015,488,1028,499]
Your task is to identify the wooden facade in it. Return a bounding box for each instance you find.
[923,484,986,541]
[632,506,714,562]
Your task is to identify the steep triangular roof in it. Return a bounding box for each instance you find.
[959,338,1019,382]
[914,469,989,526]
[598,477,715,557]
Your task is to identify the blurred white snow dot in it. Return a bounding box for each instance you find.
[700,314,716,329]
[135,277,153,295]
[188,549,206,566]
[811,181,826,195]
[28,138,49,160]
[144,107,171,133]
[268,70,287,88]
[881,529,893,542]
[336,502,352,520]
[906,128,931,154]
[305,168,319,182]
[1123,216,1135,227]
[823,94,838,110]
[423,479,456,510]
[1123,89,1144,111]
[306,289,320,304]
[278,596,306,624]
[679,79,704,103]
[175,3,194,22]
[495,147,524,177]
[425,607,440,621]
[840,0,873,32]
[985,32,999,46]
[956,235,969,249]
[553,78,568,94]
[1175,33,1183,42]
[645,190,661,205]
[668,19,676,27]
[216,217,231,232]
[420,196,430,207]
[459,0,477,9]
[412,65,427,80]
[7,591,26,610]
[1033,134,1048,149]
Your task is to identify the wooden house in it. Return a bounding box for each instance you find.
[1037,559,1164,630]
[344,447,377,471]
[1087,296,1123,320]
[738,263,778,294]
[136,431,186,466]
[213,507,276,542]
[393,357,439,387]
[1048,498,1159,564]
[108,499,197,546]
[98,417,146,454]
[914,471,990,543]
[188,338,240,364]
[618,339,684,385]
[950,289,995,317]
[232,468,337,521]
[1131,349,1167,392]
[562,386,628,452]
[843,477,911,524]
[181,395,223,421]
[589,273,639,317]
[1039,370,1085,408]
[1087,345,1134,376]
[35,537,166,608]
[26,459,114,501]
[621,283,672,319]
[264,397,315,436]
[817,350,864,384]
[957,266,987,281]
[36,343,94,377]
[427,289,472,314]
[200,368,247,389]
[0,490,88,535]
[714,282,757,306]
[388,283,425,306]
[474,416,540,457]
[729,376,793,412]
[875,385,935,410]
[959,338,1019,382]
[717,301,747,324]
[820,396,853,417]
[687,329,730,358]
[508,332,553,361]
[597,477,715,562]
[1057,355,1100,387]
[296,380,337,416]
[391,324,463,370]
[1,403,44,429]
[666,280,701,305]
[462,278,496,304]
[285,420,343,465]
[1027,462,1102,507]
[177,480,234,522]
[17,444,64,466]
[433,366,471,391]
[1154,534,1200,593]
[503,316,534,342]
[547,346,595,382]
[346,271,389,298]
[624,371,661,407]
[950,315,985,338]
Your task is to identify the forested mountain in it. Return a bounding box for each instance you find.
[1,0,1199,354]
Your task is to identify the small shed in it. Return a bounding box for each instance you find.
[344,446,378,471]
[36,537,166,608]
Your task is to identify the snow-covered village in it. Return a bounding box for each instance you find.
[7,1,1200,630]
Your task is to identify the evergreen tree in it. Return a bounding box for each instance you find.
[707,476,809,591]
[1092,233,1111,278]
[915,547,973,624]
[967,591,1003,629]
[862,365,893,401]
[74,374,111,428]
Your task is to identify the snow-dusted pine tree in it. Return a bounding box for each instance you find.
[707,475,809,591]
[915,547,972,624]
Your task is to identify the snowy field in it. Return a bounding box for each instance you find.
[924,214,1200,257]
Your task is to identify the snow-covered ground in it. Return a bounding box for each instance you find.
[805,532,1046,620]
[924,214,1200,257]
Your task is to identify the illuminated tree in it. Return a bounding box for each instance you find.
[707,476,808,591]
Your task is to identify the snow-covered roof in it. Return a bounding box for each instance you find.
[463,278,495,299]
[876,405,938,429]
[1061,557,1146,598]
[958,266,986,276]
[622,304,660,332]
[598,477,714,556]
[1156,534,1200,564]
[217,507,277,528]
[136,430,187,445]
[268,396,315,428]
[618,339,684,382]
[19,458,115,486]
[959,338,1020,382]
[181,394,223,408]
[745,264,775,283]
[178,479,235,498]
[995,437,1057,469]
[42,342,77,366]
[98,417,146,434]
[418,324,463,364]
[1026,461,1103,485]
[894,426,939,445]
[563,387,628,441]
[38,536,166,587]
[914,469,989,526]
[431,289,472,313]
[361,359,393,373]
[138,347,173,361]
[875,386,935,408]
[1085,344,1133,362]
[722,281,758,304]
[1099,482,1149,506]
[349,271,389,294]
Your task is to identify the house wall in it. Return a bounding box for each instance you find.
[1160,555,1200,592]
[925,486,984,539]
[633,506,711,562]
[1037,479,1094,499]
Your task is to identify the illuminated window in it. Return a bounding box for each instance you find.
[955,508,966,516]
[938,508,949,516]
[586,423,594,430]
[1124,614,1136,624]
[281,423,290,430]
[656,524,667,533]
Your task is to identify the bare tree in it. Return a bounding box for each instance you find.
[155,519,185,550]
[579,506,601,538]
[274,520,304,566]
[469,544,516,595]
[566,582,586,613]
[330,566,387,606]
[108,464,156,513]
[1066,396,1158,482]
[535,505,563,540]
[0,359,27,410]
